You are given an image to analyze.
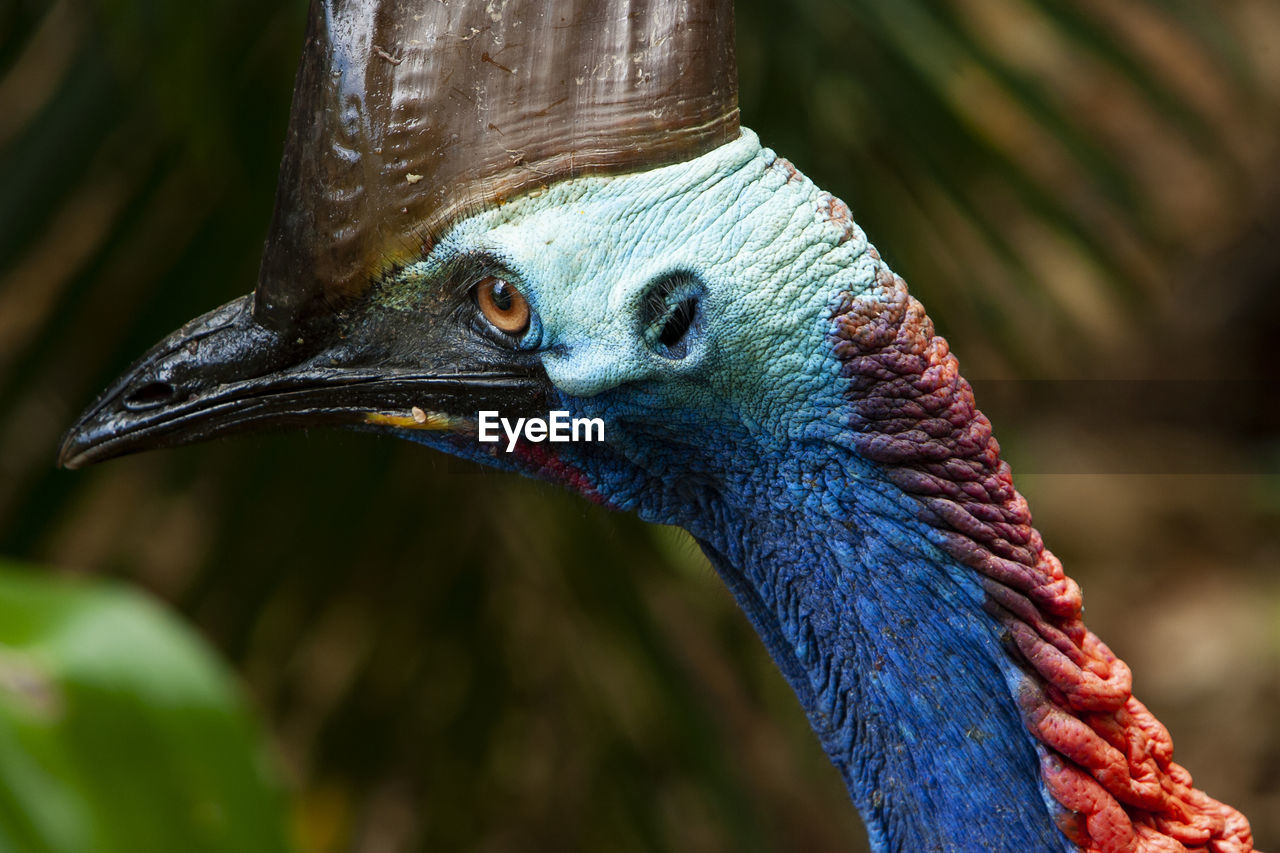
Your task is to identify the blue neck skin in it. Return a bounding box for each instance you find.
[556,410,1074,852]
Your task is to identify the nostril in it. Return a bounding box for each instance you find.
[657,296,698,349]
[122,381,180,412]
[640,271,705,360]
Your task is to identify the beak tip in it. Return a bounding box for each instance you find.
[56,429,93,470]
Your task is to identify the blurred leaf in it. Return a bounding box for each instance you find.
[0,562,292,853]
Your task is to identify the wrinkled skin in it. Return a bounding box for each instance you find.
[388,130,854,506]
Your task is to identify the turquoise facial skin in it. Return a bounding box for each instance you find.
[394,129,870,438]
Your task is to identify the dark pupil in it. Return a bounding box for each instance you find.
[490,280,513,312]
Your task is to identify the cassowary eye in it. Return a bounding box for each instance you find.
[475,276,530,336]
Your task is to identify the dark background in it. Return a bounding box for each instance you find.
[2,0,1279,850]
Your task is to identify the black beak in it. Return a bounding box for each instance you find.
[58,294,548,469]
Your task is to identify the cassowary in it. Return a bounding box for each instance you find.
[59,0,1257,850]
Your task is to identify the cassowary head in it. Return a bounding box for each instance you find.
[61,134,834,491]
[58,0,839,529]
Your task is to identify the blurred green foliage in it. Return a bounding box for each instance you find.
[1,0,1278,851]
[0,563,291,853]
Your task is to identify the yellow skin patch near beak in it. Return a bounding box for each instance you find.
[362,408,467,431]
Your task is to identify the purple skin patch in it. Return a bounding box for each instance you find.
[832,266,1253,852]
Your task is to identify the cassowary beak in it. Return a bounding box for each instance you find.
[57,294,547,470]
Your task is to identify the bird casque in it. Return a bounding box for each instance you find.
[60,1,1257,850]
